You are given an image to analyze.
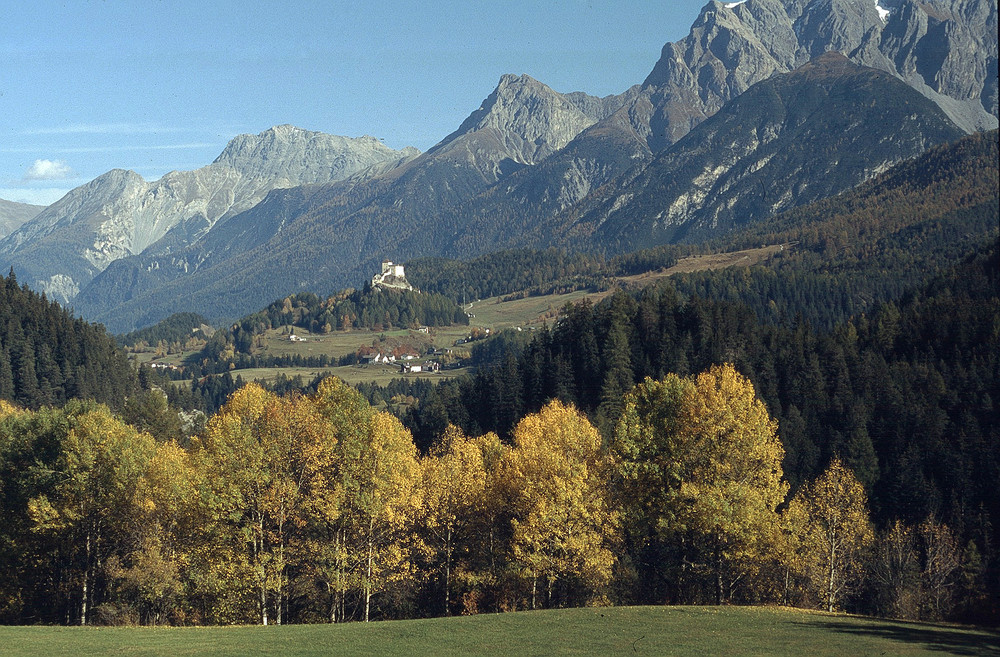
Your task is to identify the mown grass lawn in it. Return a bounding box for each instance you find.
[1,606,996,657]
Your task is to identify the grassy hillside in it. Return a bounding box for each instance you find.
[0,606,995,657]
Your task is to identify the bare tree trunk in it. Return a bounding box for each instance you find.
[445,524,452,615]
[365,516,374,622]
[81,527,91,626]
[827,528,837,613]
[259,516,268,626]
[531,573,537,610]
[334,528,342,623]
[327,581,335,623]
[277,511,285,626]
[715,541,723,606]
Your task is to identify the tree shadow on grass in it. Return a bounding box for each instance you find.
[800,618,999,656]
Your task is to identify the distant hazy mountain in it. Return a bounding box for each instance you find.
[0,199,45,240]
[75,76,634,331]
[0,126,418,303]
[58,0,1000,331]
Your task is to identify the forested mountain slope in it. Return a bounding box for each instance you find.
[665,128,999,328]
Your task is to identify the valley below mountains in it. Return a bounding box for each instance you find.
[1,0,995,333]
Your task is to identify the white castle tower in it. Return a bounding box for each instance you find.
[372,260,413,290]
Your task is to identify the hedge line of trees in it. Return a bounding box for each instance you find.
[5,367,981,626]
[196,287,465,368]
[118,312,210,349]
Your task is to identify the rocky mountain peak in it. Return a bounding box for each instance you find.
[213,125,417,183]
[626,0,996,152]
[0,198,46,240]
[434,74,597,166]
[0,126,420,305]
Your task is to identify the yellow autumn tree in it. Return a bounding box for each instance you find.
[505,399,618,609]
[611,364,787,604]
[420,424,487,615]
[310,377,422,623]
[24,403,157,625]
[0,399,21,419]
[194,383,339,624]
[106,438,202,625]
[351,411,422,622]
[784,457,874,612]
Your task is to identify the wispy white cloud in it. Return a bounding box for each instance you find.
[22,159,75,181]
[1,143,216,154]
[21,122,189,136]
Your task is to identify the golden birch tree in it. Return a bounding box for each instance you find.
[420,424,487,615]
[611,364,787,604]
[25,403,157,625]
[784,457,874,612]
[505,399,618,608]
[194,384,338,624]
[349,411,422,621]
[310,377,422,622]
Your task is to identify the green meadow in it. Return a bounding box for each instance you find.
[1,606,995,657]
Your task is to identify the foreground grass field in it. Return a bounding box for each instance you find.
[1,606,996,657]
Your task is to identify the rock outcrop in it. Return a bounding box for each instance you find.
[566,53,966,250]
[608,0,996,154]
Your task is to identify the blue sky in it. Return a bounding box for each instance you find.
[1,0,710,206]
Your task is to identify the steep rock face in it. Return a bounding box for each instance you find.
[444,0,995,257]
[0,127,417,303]
[0,170,148,301]
[596,0,996,156]
[0,199,45,240]
[564,53,965,252]
[214,124,420,189]
[426,74,605,179]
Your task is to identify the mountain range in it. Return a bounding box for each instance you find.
[0,127,417,302]
[1,0,995,333]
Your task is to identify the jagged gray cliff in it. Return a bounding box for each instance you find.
[0,126,418,302]
[443,0,997,259]
[634,0,996,152]
[558,52,966,250]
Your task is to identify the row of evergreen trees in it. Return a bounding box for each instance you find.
[0,270,138,410]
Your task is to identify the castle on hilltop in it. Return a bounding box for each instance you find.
[372,260,413,291]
